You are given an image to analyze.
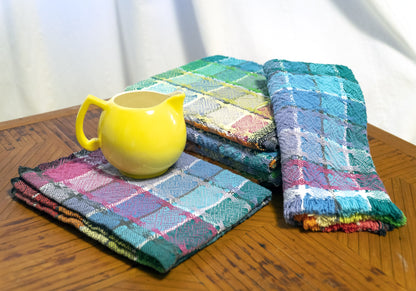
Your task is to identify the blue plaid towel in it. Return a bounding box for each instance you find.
[264,59,406,234]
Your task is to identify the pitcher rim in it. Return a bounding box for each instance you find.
[110,90,183,110]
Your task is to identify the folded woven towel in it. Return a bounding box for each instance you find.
[126,55,278,152]
[126,55,281,184]
[186,125,281,187]
[264,59,406,234]
[11,150,271,272]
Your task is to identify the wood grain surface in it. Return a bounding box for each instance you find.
[0,106,414,290]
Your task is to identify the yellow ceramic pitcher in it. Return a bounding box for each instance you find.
[75,90,186,179]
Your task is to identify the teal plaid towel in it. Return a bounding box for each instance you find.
[12,150,271,273]
[186,125,281,186]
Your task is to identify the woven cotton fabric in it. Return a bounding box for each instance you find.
[264,59,406,234]
[126,55,281,185]
[12,150,271,273]
[186,125,281,187]
[126,55,278,152]
[125,55,406,234]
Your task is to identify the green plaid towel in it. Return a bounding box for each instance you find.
[126,55,278,151]
[126,55,281,186]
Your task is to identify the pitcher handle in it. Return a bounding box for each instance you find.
[75,95,108,151]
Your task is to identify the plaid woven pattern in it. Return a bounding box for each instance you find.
[126,55,281,185]
[264,59,406,234]
[12,150,271,272]
[126,55,278,151]
[186,125,281,186]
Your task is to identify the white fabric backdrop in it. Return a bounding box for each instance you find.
[1,0,416,145]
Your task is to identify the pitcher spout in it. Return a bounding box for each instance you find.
[166,91,185,115]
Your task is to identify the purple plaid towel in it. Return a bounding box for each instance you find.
[12,150,271,272]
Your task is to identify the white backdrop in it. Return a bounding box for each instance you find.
[1,0,416,145]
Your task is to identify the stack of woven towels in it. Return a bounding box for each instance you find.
[12,55,406,273]
[126,55,406,235]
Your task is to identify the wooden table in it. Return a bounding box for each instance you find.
[0,106,415,290]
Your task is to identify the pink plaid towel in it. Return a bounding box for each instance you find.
[12,150,271,272]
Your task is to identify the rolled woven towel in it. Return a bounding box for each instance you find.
[264,59,406,234]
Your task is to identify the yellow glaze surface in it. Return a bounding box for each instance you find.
[76,90,186,179]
